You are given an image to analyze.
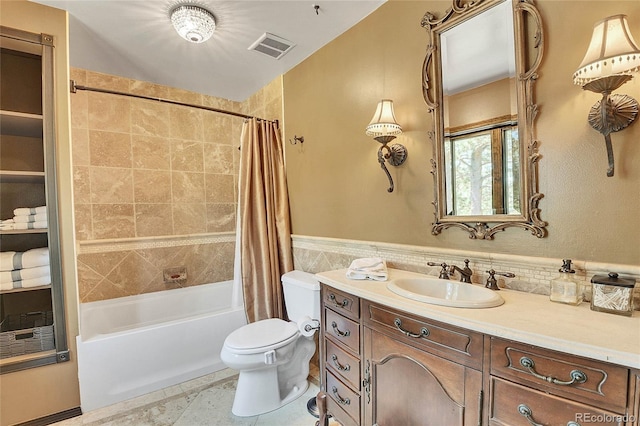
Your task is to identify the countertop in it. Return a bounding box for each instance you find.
[315,268,640,369]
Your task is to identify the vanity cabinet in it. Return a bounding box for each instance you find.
[320,285,482,426]
[362,300,483,425]
[489,338,629,426]
[318,281,637,426]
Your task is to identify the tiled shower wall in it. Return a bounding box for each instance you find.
[70,68,282,302]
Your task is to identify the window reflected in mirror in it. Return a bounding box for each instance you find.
[444,120,520,216]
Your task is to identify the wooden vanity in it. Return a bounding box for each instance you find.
[316,269,640,426]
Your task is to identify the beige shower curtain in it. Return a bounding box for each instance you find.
[238,118,293,323]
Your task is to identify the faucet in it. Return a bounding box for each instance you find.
[427,262,450,279]
[485,269,516,290]
[449,259,473,283]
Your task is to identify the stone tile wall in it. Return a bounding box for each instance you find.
[291,235,640,309]
[70,69,283,302]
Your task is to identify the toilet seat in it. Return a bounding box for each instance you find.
[224,318,299,355]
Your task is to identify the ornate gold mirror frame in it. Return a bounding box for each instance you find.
[422,0,547,239]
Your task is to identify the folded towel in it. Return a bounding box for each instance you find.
[13,206,47,216]
[0,274,51,291]
[0,221,47,230]
[346,257,388,281]
[0,265,51,285]
[13,213,47,223]
[0,248,49,271]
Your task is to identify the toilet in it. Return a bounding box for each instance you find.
[220,270,321,417]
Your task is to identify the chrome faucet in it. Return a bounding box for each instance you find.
[485,269,516,290]
[449,259,473,283]
[427,262,450,279]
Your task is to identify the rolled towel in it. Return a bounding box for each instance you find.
[13,213,47,223]
[0,265,51,285]
[0,274,51,291]
[0,248,49,271]
[346,257,388,281]
[13,206,47,216]
[0,221,47,230]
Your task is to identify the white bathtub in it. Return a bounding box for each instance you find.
[76,281,246,412]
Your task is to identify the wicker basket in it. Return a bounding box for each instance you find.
[0,311,54,359]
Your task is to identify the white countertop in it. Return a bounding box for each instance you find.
[315,268,640,369]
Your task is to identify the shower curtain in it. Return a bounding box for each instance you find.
[236,118,293,323]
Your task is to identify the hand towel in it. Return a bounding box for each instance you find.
[0,265,51,285]
[0,274,51,291]
[13,206,47,216]
[0,221,47,230]
[0,248,49,271]
[13,213,47,223]
[346,257,388,281]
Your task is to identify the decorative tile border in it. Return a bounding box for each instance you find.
[78,232,236,254]
[291,235,640,307]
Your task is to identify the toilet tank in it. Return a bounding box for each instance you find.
[282,270,321,323]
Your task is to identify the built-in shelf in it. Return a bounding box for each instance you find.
[0,170,46,183]
[0,110,43,138]
[0,229,48,235]
[0,285,51,295]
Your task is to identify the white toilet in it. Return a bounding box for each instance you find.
[220,270,321,417]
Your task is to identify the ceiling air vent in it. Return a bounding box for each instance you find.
[248,32,295,59]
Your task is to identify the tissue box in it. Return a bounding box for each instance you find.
[590,273,635,316]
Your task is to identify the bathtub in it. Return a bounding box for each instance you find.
[76,281,246,412]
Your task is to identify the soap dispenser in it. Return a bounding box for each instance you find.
[550,259,583,305]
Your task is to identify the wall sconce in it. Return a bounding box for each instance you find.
[365,99,407,192]
[573,14,640,177]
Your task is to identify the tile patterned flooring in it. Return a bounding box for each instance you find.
[54,368,326,426]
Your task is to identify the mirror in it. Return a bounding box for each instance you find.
[421,0,547,239]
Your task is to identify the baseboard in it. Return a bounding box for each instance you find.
[16,407,82,426]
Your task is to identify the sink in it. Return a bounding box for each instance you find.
[387,277,504,308]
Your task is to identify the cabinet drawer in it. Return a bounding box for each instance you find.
[490,338,629,413]
[325,308,360,354]
[489,377,624,426]
[322,285,359,319]
[326,371,360,425]
[363,300,483,369]
[325,338,360,389]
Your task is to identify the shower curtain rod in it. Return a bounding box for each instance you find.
[69,80,276,123]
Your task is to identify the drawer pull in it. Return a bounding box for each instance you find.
[518,404,581,426]
[331,321,351,337]
[519,357,587,386]
[331,354,351,371]
[329,293,349,308]
[517,404,543,426]
[394,318,429,338]
[331,386,351,406]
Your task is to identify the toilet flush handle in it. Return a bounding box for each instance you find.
[264,350,276,365]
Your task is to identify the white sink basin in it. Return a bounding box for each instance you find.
[387,277,504,308]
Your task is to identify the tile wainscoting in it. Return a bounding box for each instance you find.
[77,233,235,303]
[291,235,640,309]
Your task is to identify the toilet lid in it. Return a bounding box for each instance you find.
[225,318,298,352]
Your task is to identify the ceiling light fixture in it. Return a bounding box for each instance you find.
[170,5,216,43]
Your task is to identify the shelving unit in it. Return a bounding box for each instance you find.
[1,27,68,373]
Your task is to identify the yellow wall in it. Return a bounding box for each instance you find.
[0,0,81,424]
[283,0,640,265]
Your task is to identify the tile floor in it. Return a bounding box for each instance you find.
[53,368,327,426]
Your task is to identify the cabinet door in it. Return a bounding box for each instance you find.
[363,327,482,426]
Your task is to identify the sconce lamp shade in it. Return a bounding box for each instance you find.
[573,15,640,86]
[365,99,402,137]
[170,5,216,43]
